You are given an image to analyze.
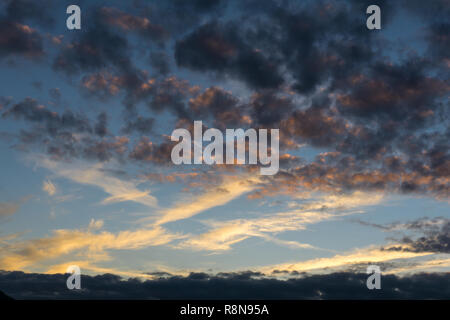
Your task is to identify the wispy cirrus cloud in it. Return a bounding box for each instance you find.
[35,156,158,208]
[0,202,20,219]
[259,245,435,275]
[0,223,183,271]
[0,196,31,219]
[177,191,384,251]
[153,174,262,225]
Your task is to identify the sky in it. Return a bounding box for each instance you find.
[0,0,449,298]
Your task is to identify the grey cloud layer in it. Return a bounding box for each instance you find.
[0,270,449,299]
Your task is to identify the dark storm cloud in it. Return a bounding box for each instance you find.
[267,59,448,199]
[129,137,175,164]
[170,0,446,155]
[275,10,373,94]
[0,270,449,299]
[40,135,129,163]
[98,7,167,44]
[335,59,448,123]
[175,21,284,90]
[53,0,221,79]
[2,98,91,136]
[281,106,346,147]
[171,0,447,161]
[53,14,131,75]
[80,69,149,104]
[1,93,181,165]
[188,86,247,128]
[149,77,191,118]
[253,144,448,200]
[169,0,447,180]
[79,68,193,119]
[173,0,384,93]
[0,0,448,199]
[352,217,450,254]
[249,91,294,127]
[0,0,56,59]
[0,97,133,162]
[81,136,129,162]
[0,20,44,59]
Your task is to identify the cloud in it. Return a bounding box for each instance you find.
[1,97,133,163]
[1,0,446,204]
[177,215,323,252]
[0,224,182,271]
[129,137,175,164]
[0,270,449,299]
[88,219,104,230]
[2,98,92,136]
[382,218,450,254]
[155,174,262,225]
[0,202,20,219]
[99,7,167,43]
[177,191,383,251]
[0,0,50,59]
[43,260,168,281]
[169,0,449,201]
[300,191,384,211]
[254,148,449,200]
[36,156,158,208]
[351,217,450,255]
[42,179,56,196]
[175,21,283,90]
[336,62,448,122]
[188,86,244,128]
[387,257,450,274]
[260,245,433,275]
[281,106,347,147]
[0,196,30,219]
[0,0,447,289]
[53,9,132,75]
[0,21,43,59]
